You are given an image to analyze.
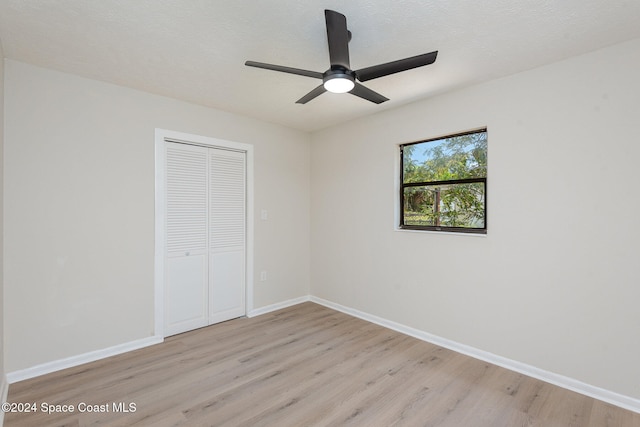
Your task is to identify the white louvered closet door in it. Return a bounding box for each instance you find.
[209,149,246,323]
[165,143,209,336]
[165,142,246,337]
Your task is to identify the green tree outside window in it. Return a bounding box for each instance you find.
[401,130,487,233]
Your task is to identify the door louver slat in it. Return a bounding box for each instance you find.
[166,144,208,253]
[210,150,245,249]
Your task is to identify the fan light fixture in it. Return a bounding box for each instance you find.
[323,75,355,93]
[245,10,438,104]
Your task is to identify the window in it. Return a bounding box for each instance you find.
[400,129,487,234]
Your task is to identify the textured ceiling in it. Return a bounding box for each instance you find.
[1,0,640,132]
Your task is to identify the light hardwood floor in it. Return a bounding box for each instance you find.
[5,302,640,426]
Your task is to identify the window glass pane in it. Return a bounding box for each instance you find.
[403,182,485,228]
[403,131,487,183]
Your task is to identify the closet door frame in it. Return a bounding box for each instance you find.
[154,128,254,338]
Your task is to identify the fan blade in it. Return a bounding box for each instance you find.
[349,82,389,104]
[325,10,350,69]
[355,51,438,82]
[296,84,327,104]
[245,61,323,79]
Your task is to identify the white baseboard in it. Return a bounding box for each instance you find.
[310,296,640,414]
[5,296,639,415]
[247,295,310,318]
[6,294,312,385]
[0,372,8,426]
[6,335,163,384]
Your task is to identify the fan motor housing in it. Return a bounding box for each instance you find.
[323,68,355,84]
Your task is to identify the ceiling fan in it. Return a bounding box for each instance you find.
[245,9,438,104]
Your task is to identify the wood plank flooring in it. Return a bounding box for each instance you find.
[5,302,640,426]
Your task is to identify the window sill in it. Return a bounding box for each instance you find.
[394,227,487,237]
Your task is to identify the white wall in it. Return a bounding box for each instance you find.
[0,38,6,400]
[3,60,310,373]
[311,38,640,400]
